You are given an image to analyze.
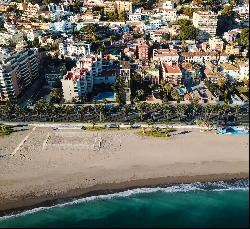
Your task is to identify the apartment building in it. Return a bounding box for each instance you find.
[161,62,182,85]
[208,37,224,52]
[193,11,218,40]
[61,69,88,102]
[103,1,116,13]
[152,49,179,63]
[115,1,133,13]
[162,0,175,10]
[220,63,240,81]
[59,38,91,58]
[120,60,131,84]
[150,31,164,43]
[163,9,177,21]
[137,43,149,60]
[61,54,118,101]
[238,62,249,81]
[0,48,39,101]
[181,51,229,63]
[45,63,66,87]
[49,20,72,34]
[181,62,199,84]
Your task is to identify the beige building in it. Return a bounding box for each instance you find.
[114,1,133,13]
[0,48,40,101]
[193,11,218,40]
[161,62,182,85]
[208,37,224,52]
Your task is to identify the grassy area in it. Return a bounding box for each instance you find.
[87,127,106,131]
[137,128,173,138]
[0,124,13,136]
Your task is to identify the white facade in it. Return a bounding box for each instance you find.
[239,63,249,81]
[128,13,142,21]
[59,38,91,58]
[162,0,175,10]
[153,49,179,63]
[208,37,224,51]
[193,11,218,40]
[49,20,72,33]
[61,72,88,102]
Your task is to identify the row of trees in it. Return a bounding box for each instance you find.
[0,99,248,125]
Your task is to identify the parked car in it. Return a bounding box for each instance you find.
[131,123,141,129]
[106,123,119,128]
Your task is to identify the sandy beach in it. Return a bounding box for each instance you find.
[0,126,249,216]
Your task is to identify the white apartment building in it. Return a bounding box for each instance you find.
[59,38,91,58]
[193,11,218,40]
[61,54,118,101]
[149,19,161,30]
[0,48,39,101]
[128,13,142,21]
[208,37,224,52]
[239,62,249,81]
[181,51,228,63]
[48,3,68,13]
[153,49,179,63]
[162,0,175,10]
[163,9,177,21]
[49,20,72,33]
[150,31,164,43]
[61,70,88,102]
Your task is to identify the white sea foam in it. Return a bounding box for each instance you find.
[0,179,248,221]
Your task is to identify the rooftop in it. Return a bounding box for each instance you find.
[153,49,178,57]
[65,69,88,80]
[163,63,181,74]
[221,63,240,70]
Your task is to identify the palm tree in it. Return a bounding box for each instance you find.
[233,105,241,122]
[163,102,171,121]
[190,97,200,119]
[176,104,186,121]
[34,99,46,119]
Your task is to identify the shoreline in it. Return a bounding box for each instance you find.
[0,173,248,218]
[0,127,248,219]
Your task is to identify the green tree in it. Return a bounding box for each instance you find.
[221,5,233,17]
[237,29,249,48]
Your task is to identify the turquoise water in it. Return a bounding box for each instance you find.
[0,180,249,228]
[178,88,187,95]
[217,127,249,135]
[92,92,115,102]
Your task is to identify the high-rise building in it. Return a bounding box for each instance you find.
[0,48,39,101]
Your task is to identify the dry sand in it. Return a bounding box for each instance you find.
[0,127,248,216]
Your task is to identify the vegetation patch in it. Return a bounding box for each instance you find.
[137,128,173,138]
[87,127,106,131]
[0,124,13,136]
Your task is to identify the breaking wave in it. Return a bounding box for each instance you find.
[0,178,248,221]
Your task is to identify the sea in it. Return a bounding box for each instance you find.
[0,179,249,228]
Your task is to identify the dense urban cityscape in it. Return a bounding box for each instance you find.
[0,0,249,129]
